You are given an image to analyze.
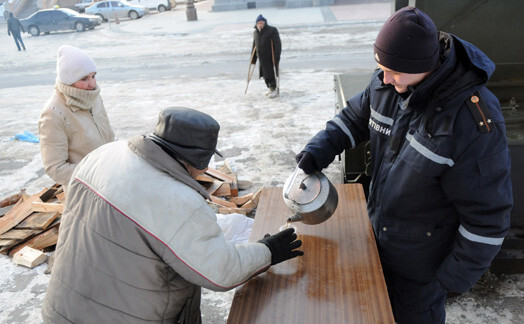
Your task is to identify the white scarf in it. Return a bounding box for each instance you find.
[55,79,101,110]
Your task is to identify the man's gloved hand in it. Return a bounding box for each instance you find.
[295,151,319,174]
[258,228,304,265]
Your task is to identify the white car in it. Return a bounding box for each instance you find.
[74,0,95,13]
[85,0,148,21]
[126,0,172,12]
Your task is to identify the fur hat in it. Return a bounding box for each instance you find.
[149,107,223,170]
[56,45,97,85]
[374,7,440,73]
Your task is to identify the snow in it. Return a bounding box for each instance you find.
[1,1,523,323]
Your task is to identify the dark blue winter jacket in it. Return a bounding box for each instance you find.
[302,33,512,294]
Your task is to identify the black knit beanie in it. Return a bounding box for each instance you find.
[374,6,439,73]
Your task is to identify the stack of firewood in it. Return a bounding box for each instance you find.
[0,161,260,267]
[0,184,64,261]
[199,161,261,216]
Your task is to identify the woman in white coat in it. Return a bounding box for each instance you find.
[38,45,115,193]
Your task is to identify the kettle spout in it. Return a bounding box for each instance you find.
[287,214,303,223]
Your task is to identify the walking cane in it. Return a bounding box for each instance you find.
[271,40,279,96]
[245,46,256,94]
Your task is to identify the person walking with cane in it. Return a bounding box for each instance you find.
[250,14,281,98]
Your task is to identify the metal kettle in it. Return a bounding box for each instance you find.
[283,166,338,225]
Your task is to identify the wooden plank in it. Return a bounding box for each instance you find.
[31,202,64,213]
[47,216,61,229]
[39,184,60,202]
[217,161,238,197]
[218,207,253,216]
[205,180,223,195]
[229,174,239,198]
[209,195,237,208]
[240,200,256,210]
[251,188,262,205]
[0,239,18,247]
[12,246,48,268]
[0,229,38,241]
[227,184,394,324]
[0,189,26,208]
[196,174,215,183]
[8,227,59,257]
[213,182,232,197]
[0,193,43,236]
[16,212,59,230]
[217,160,235,176]
[229,193,254,206]
[239,189,262,210]
[205,167,235,183]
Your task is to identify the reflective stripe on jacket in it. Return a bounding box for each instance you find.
[303,33,512,293]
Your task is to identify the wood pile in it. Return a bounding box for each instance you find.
[0,161,261,267]
[200,161,261,216]
[0,184,64,264]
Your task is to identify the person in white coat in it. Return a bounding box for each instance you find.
[38,45,115,193]
[42,107,303,323]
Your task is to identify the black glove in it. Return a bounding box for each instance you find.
[258,228,304,265]
[295,151,319,174]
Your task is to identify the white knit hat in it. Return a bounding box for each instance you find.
[56,45,97,85]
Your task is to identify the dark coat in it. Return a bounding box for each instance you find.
[301,33,512,294]
[251,24,281,80]
[7,16,24,35]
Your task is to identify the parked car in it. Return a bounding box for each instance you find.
[85,1,148,21]
[74,0,96,13]
[20,8,102,36]
[126,0,171,12]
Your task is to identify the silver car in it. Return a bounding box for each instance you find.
[85,1,148,21]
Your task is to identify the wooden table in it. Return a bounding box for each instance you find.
[227,184,394,324]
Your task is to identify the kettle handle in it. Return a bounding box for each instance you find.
[283,166,301,201]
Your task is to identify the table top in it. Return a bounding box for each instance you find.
[227,183,394,324]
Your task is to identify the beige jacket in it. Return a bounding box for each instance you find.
[42,137,271,323]
[38,81,115,189]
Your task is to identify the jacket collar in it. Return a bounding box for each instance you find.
[128,135,211,200]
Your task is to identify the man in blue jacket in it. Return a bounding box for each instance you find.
[295,6,512,324]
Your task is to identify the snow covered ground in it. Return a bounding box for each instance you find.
[1,1,523,323]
